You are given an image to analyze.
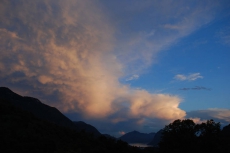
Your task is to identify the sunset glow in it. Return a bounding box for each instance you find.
[0,0,229,136]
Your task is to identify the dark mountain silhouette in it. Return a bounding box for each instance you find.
[0,87,75,128]
[73,121,101,137]
[148,129,162,147]
[0,87,101,136]
[103,134,117,139]
[0,98,141,152]
[119,130,155,144]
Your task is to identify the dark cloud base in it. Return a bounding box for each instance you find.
[179,86,212,91]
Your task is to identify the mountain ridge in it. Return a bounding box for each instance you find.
[0,97,140,152]
[147,129,162,147]
[0,87,101,136]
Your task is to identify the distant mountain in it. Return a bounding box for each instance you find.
[0,87,100,136]
[73,121,101,137]
[148,129,162,147]
[119,130,155,144]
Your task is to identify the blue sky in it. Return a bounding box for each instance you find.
[127,16,230,111]
[0,0,230,137]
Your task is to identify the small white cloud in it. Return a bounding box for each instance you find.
[187,73,203,81]
[126,74,139,81]
[174,74,187,81]
[174,73,203,81]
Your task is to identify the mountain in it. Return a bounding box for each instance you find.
[148,129,162,147]
[103,134,117,140]
[0,87,76,129]
[73,121,101,137]
[0,98,140,152]
[0,98,85,152]
[119,130,155,144]
[0,87,100,136]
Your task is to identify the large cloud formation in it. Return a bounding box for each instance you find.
[0,0,185,122]
[0,0,224,134]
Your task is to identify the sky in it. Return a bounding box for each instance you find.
[0,0,230,137]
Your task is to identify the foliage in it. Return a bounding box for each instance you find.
[158,119,227,152]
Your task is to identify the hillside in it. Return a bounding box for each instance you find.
[0,87,146,152]
[0,87,101,136]
[148,130,162,147]
[0,87,76,129]
[0,98,143,152]
[73,121,101,137]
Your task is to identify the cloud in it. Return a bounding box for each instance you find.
[128,91,185,120]
[174,74,187,81]
[217,26,230,45]
[119,131,126,136]
[189,118,207,124]
[163,24,182,30]
[113,0,219,74]
[0,0,185,123]
[0,0,225,134]
[179,86,211,91]
[0,28,22,40]
[207,108,230,122]
[186,109,230,126]
[126,74,139,81]
[174,73,203,81]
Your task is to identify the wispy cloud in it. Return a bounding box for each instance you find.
[113,0,219,75]
[0,28,22,40]
[179,86,211,91]
[186,109,230,125]
[163,24,182,30]
[174,73,203,81]
[217,26,230,45]
[126,74,139,81]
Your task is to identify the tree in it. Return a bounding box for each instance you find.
[196,119,221,151]
[158,119,197,152]
[159,119,221,153]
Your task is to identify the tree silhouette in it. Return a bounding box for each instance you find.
[159,119,222,153]
[196,119,221,152]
